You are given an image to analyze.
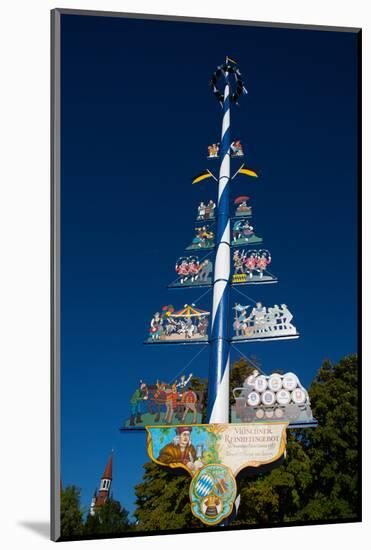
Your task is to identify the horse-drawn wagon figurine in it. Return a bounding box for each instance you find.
[125,374,205,427]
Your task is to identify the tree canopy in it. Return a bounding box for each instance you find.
[84,496,131,535]
[60,486,131,538]
[60,485,84,538]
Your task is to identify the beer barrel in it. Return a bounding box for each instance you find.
[291,388,306,404]
[276,389,291,405]
[254,375,268,392]
[282,373,298,391]
[268,374,282,392]
[247,391,261,407]
[261,390,276,406]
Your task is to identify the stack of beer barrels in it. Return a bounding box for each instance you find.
[234,372,312,423]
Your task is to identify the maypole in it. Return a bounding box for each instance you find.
[122,56,317,527]
[208,67,232,423]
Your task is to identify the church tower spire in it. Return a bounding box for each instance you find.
[90,453,113,515]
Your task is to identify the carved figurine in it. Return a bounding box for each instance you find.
[232,302,298,340]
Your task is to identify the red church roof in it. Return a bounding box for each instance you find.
[101,455,113,480]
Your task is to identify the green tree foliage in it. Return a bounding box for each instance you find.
[233,434,312,525]
[297,354,359,521]
[229,356,259,406]
[134,461,201,531]
[189,376,208,420]
[60,485,84,538]
[84,497,131,535]
[133,354,359,529]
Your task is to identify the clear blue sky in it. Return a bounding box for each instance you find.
[60,13,359,518]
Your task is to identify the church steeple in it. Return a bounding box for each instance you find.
[99,454,112,494]
[90,453,113,515]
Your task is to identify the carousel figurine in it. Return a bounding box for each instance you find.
[255,250,271,278]
[146,304,210,344]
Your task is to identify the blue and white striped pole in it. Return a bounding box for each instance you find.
[207,74,232,423]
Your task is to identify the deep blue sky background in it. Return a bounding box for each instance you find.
[60,14,358,518]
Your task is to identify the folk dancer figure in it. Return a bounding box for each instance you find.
[233,220,253,242]
[192,227,207,247]
[256,251,271,278]
[188,258,200,281]
[176,258,190,283]
[241,220,254,241]
[244,252,257,278]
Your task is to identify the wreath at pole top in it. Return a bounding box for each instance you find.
[210,62,248,106]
